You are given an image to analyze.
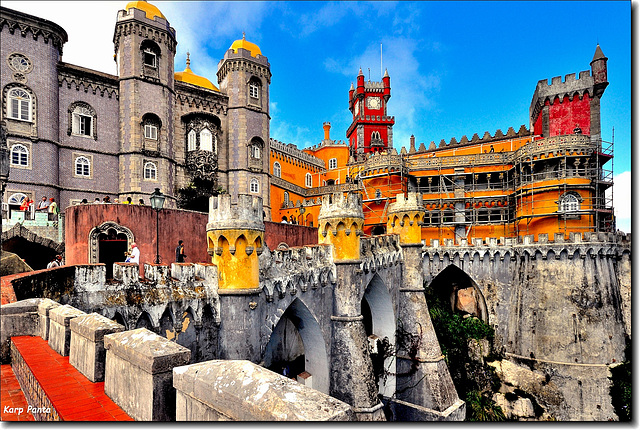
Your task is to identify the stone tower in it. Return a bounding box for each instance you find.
[217,35,271,218]
[346,68,395,154]
[318,192,385,421]
[114,0,177,205]
[387,193,464,417]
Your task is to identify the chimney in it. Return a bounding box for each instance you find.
[323,122,331,141]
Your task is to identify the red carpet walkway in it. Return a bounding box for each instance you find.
[2,336,133,421]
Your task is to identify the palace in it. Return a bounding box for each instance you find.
[0,0,614,248]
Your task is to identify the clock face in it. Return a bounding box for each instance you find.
[367,97,381,110]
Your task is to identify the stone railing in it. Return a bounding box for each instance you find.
[512,134,593,161]
[270,139,326,169]
[408,152,510,171]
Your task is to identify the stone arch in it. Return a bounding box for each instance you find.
[362,274,396,397]
[263,298,330,394]
[135,311,154,330]
[88,221,134,263]
[175,307,198,363]
[1,223,64,270]
[426,264,489,322]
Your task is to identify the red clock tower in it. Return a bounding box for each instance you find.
[346,68,395,154]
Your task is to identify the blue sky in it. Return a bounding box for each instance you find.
[3,1,632,231]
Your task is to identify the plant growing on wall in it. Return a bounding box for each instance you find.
[177,177,224,213]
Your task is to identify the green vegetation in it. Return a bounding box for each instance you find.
[425,282,505,421]
[609,337,631,421]
[177,178,224,212]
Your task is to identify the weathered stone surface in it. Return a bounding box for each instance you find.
[455,287,478,315]
[0,298,42,363]
[468,338,490,363]
[37,298,61,340]
[383,397,466,421]
[488,360,546,391]
[173,360,356,421]
[104,328,191,421]
[70,313,124,382]
[48,305,85,356]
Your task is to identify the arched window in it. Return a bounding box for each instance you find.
[142,113,161,142]
[200,129,213,151]
[328,158,337,170]
[283,191,290,205]
[71,103,95,138]
[7,88,31,121]
[187,130,197,151]
[250,178,259,194]
[273,162,281,178]
[10,144,28,166]
[248,78,261,101]
[75,156,90,177]
[305,172,312,188]
[252,145,261,159]
[560,193,580,212]
[144,162,157,180]
[8,193,27,207]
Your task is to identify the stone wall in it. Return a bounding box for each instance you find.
[264,221,318,250]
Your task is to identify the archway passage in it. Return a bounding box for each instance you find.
[98,229,128,279]
[362,274,396,398]
[2,236,57,270]
[263,298,330,394]
[427,264,488,322]
[371,225,386,236]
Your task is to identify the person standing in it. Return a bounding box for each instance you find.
[48,197,59,220]
[126,243,140,264]
[175,240,186,263]
[36,196,49,211]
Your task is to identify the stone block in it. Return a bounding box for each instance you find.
[194,263,217,284]
[104,328,191,421]
[113,262,139,283]
[569,232,582,243]
[488,237,497,246]
[0,298,42,364]
[171,263,195,282]
[473,238,483,246]
[37,298,61,340]
[554,233,565,243]
[48,305,86,357]
[538,233,548,244]
[144,264,169,284]
[173,360,355,421]
[69,313,124,382]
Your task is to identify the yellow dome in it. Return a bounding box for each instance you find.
[230,33,262,58]
[126,0,166,20]
[174,54,219,92]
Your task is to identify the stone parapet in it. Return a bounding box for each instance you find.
[0,298,42,363]
[37,298,61,340]
[359,235,402,274]
[173,360,355,421]
[70,313,125,382]
[104,328,191,421]
[207,194,265,232]
[48,304,85,357]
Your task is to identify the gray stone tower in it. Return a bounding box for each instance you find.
[113,1,177,205]
[217,35,271,219]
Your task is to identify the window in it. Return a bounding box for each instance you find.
[10,144,28,166]
[187,130,196,151]
[252,145,261,159]
[305,173,312,188]
[283,191,289,205]
[144,162,157,180]
[560,193,580,212]
[273,162,281,178]
[200,129,213,151]
[250,178,259,194]
[249,82,259,99]
[145,124,158,140]
[75,156,90,177]
[329,158,337,170]
[143,48,156,67]
[72,105,93,137]
[8,88,31,121]
[8,193,28,207]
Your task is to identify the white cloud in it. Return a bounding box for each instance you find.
[609,171,631,233]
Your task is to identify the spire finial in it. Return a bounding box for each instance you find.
[186,51,191,68]
[242,31,246,40]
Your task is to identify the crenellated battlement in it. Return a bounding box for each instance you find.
[318,192,364,221]
[269,138,326,169]
[207,194,265,232]
[388,192,424,214]
[359,234,403,273]
[529,70,595,122]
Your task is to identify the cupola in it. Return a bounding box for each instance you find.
[174,53,219,91]
[125,0,166,20]
[230,33,262,58]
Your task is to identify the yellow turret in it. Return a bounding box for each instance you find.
[387,193,425,245]
[318,193,364,261]
[125,0,165,20]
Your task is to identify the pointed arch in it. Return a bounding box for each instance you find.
[426,264,488,322]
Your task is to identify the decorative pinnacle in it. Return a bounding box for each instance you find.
[383,68,389,78]
[350,82,354,90]
[242,31,246,40]
[186,52,191,68]
[358,67,363,76]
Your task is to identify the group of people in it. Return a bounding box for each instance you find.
[19,196,59,220]
[281,215,299,224]
[124,240,187,265]
[84,196,146,205]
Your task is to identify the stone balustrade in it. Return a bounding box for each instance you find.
[103,328,191,421]
[173,360,355,421]
[37,298,61,340]
[69,313,124,382]
[0,298,42,363]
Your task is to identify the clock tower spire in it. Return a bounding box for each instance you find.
[346,69,395,155]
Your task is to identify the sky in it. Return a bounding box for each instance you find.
[3,1,632,232]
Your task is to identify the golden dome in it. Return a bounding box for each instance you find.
[174,53,219,92]
[230,33,262,58]
[125,0,166,20]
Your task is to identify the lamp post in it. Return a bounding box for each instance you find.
[149,188,165,264]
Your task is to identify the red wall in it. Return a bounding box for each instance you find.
[65,204,211,268]
[64,205,320,271]
[548,93,591,137]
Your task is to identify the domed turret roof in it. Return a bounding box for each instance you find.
[125,0,166,20]
[174,53,219,92]
[230,33,262,58]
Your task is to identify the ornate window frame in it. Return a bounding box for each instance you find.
[68,101,97,140]
[5,85,34,122]
[74,154,92,178]
[143,161,158,181]
[249,178,260,194]
[558,191,582,219]
[10,142,30,169]
[88,221,135,264]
